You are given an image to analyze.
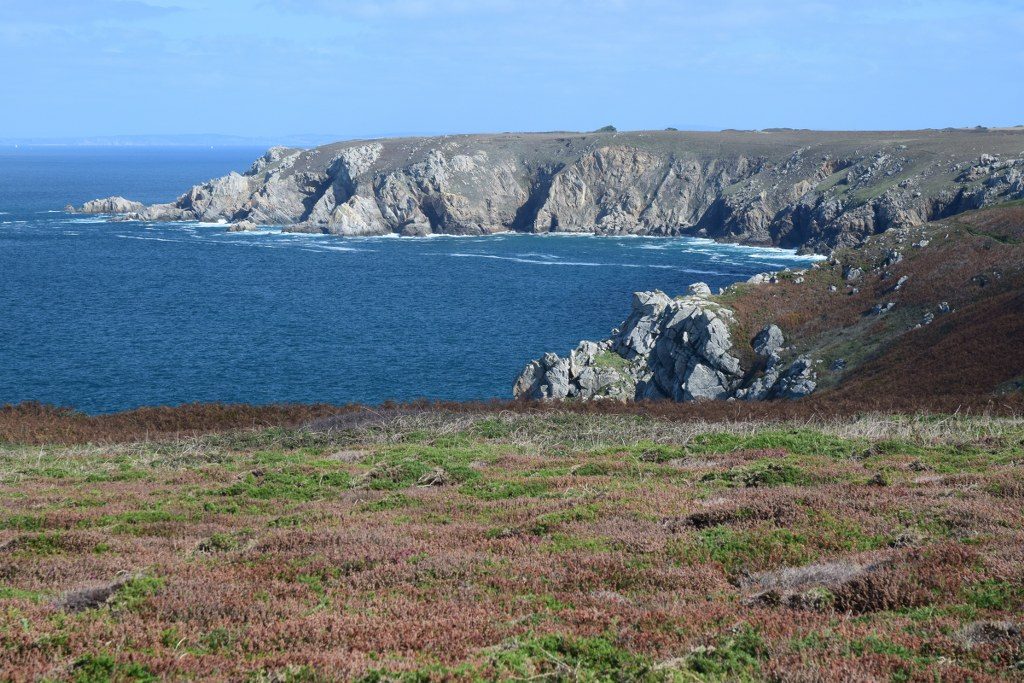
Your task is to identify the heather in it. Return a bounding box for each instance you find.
[2,410,1022,680]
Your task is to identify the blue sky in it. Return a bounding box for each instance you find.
[2,0,1022,139]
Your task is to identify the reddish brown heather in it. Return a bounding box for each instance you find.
[5,392,1024,446]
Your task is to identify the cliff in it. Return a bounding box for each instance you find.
[73,128,1024,252]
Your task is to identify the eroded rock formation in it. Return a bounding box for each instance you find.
[513,285,816,402]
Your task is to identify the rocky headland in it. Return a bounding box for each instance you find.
[72,128,1024,252]
[517,200,1024,404]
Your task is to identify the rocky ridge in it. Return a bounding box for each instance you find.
[513,284,816,402]
[72,128,1024,252]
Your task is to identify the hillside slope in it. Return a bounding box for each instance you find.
[74,128,1024,251]
[516,202,1024,403]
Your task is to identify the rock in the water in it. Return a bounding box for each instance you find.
[227,219,259,232]
[73,196,145,214]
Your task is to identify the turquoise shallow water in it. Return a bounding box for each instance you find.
[0,147,820,413]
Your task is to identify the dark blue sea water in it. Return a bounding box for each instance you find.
[0,147,819,413]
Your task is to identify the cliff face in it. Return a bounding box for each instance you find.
[75,129,1024,251]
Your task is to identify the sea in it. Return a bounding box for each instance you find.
[0,147,820,413]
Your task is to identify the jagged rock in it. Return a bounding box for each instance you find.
[514,290,815,403]
[687,282,712,297]
[753,325,784,357]
[764,356,817,399]
[843,266,863,282]
[884,250,904,267]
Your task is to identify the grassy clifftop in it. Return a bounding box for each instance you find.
[1,409,1022,680]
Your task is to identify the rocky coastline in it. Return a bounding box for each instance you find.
[71,128,1024,253]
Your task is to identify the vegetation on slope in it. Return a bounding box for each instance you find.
[716,201,1024,403]
[1,410,1022,680]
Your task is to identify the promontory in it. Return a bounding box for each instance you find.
[73,128,1024,252]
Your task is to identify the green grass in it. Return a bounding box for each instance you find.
[460,479,550,500]
[216,467,351,501]
[677,526,813,575]
[487,632,658,681]
[685,429,863,459]
[109,575,164,612]
[529,504,601,535]
[683,625,769,681]
[72,653,156,683]
[358,493,419,512]
[592,350,631,372]
[702,460,813,488]
[963,579,1024,611]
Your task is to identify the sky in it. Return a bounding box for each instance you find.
[1,0,1022,140]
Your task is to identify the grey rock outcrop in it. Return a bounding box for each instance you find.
[72,128,1024,251]
[69,196,145,214]
[514,287,816,402]
[752,324,784,356]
